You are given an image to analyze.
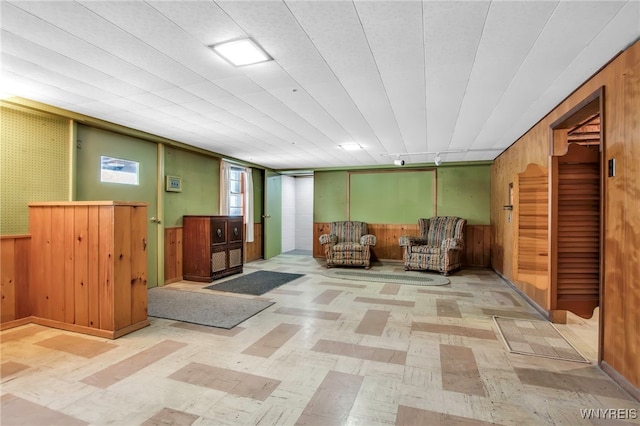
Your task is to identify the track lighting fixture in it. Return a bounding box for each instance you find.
[381,147,504,166]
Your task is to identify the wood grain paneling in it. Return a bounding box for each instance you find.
[492,40,640,392]
[513,164,549,310]
[25,202,149,338]
[245,223,263,263]
[602,42,640,390]
[164,227,183,284]
[552,144,600,318]
[0,235,31,324]
[313,222,490,267]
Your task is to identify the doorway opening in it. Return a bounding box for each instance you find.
[282,174,314,256]
[550,88,603,358]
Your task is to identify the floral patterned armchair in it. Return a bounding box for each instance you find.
[399,216,466,275]
[319,221,376,269]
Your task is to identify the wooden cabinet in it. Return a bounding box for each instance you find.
[183,215,244,282]
[28,201,149,339]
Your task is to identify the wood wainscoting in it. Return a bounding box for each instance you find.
[245,223,263,263]
[164,227,183,284]
[164,223,263,285]
[0,235,31,326]
[313,222,491,267]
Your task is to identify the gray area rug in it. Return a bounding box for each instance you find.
[204,270,304,295]
[322,268,450,286]
[147,287,274,329]
[493,316,590,363]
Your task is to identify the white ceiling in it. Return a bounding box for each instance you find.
[1,1,639,170]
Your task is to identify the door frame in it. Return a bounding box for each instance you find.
[549,86,604,362]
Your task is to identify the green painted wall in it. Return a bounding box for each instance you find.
[1,107,69,234]
[163,149,263,227]
[164,147,220,227]
[314,164,491,225]
[313,171,348,222]
[436,164,490,225]
[350,170,435,223]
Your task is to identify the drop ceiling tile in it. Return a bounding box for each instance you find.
[424,0,490,152]
[448,1,558,149]
[147,0,244,46]
[1,2,142,78]
[154,87,203,104]
[2,0,639,168]
[476,0,630,148]
[267,87,352,143]
[1,30,112,83]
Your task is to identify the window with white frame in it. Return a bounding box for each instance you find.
[228,167,244,217]
[220,160,254,242]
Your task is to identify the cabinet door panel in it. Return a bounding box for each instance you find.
[228,218,243,243]
[211,218,227,246]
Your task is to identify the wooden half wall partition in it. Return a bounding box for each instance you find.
[313,222,491,267]
[2,202,150,339]
[0,235,31,325]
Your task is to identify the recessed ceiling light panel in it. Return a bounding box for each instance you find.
[210,38,272,67]
[339,143,363,151]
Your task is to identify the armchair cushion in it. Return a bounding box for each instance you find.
[333,242,364,252]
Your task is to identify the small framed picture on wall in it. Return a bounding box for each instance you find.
[165,175,182,192]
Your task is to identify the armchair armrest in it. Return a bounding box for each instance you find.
[442,237,465,251]
[319,233,337,245]
[399,236,428,247]
[360,234,376,246]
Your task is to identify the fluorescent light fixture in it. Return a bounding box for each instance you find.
[339,143,363,151]
[210,38,272,67]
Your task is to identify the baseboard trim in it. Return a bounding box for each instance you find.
[492,269,550,321]
[601,361,640,402]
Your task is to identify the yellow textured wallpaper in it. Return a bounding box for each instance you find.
[1,106,69,234]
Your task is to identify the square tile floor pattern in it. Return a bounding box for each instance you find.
[1,255,638,425]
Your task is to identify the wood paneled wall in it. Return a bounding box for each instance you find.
[0,235,31,325]
[491,40,640,395]
[245,223,263,263]
[164,223,263,285]
[513,164,550,310]
[313,222,491,267]
[164,227,183,284]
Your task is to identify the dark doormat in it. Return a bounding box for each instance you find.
[204,270,305,295]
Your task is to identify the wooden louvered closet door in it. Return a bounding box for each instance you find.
[555,144,600,318]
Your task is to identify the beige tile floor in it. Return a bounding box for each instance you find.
[1,254,639,425]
